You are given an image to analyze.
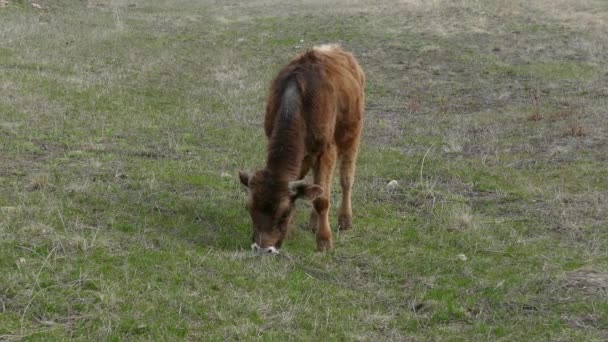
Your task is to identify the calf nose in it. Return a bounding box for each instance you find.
[251,243,279,255]
[263,246,279,255]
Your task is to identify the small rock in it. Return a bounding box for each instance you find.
[386,180,399,190]
[498,92,511,100]
[221,172,232,179]
[457,254,468,261]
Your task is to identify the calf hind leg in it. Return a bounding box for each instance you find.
[312,145,337,251]
[338,146,359,230]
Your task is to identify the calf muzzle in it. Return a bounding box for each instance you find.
[251,242,279,255]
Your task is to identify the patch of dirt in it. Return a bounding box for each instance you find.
[363,105,407,148]
[565,313,603,330]
[529,0,608,34]
[534,190,608,236]
[564,269,608,297]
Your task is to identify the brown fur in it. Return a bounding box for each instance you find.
[240,44,365,252]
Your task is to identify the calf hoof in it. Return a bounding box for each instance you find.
[316,238,333,252]
[338,214,352,230]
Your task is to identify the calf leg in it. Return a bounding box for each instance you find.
[338,146,359,230]
[312,145,337,251]
[300,155,319,233]
[309,209,319,233]
[299,155,313,180]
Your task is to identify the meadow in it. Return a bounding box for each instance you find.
[1,0,607,340]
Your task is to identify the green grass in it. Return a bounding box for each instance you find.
[1,0,607,340]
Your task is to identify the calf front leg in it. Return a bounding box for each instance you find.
[312,145,337,252]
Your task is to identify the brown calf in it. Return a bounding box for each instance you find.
[239,44,365,253]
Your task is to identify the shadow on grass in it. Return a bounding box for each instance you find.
[141,192,251,252]
[57,166,252,252]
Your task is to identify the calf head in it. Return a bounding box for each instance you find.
[239,170,322,254]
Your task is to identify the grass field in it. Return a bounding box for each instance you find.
[1,0,607,340]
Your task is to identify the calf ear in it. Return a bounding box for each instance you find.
[239,171,250,187]
[288,180,323,200]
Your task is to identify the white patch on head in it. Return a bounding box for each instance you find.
[314,43,340,53]
[251,242,279,255]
